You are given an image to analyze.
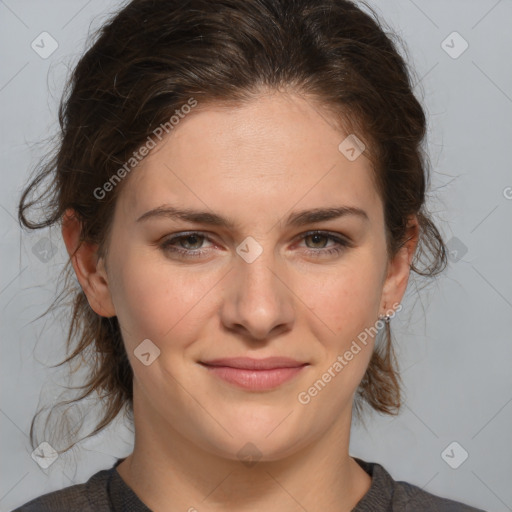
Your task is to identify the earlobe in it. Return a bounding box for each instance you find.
[380,216,420,314]
[61,209,116,318]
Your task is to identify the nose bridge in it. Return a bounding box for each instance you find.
[221,236,294,339]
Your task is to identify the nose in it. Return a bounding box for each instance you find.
[220,244,295,342]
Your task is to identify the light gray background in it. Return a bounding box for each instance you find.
[1,1,511,511]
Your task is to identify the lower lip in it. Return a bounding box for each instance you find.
[201,364,307,391]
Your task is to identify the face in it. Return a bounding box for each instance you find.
[69,91,412,462]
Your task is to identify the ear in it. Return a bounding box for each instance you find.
[380,215,420,313]
[61,208,116,318]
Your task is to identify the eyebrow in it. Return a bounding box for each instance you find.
[136,205,369,229]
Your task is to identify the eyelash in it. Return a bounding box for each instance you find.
[159,230,352,259]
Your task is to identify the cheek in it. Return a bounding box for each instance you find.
[295,257,384,341]
[109,252,218,347]
[109,236,386,353]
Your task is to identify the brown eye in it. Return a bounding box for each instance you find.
[304,233,330,249]
[176,234,205,250]
[299,231,352,258]
[160,232,214,259]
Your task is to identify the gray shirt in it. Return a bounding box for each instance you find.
[12,457,486,511]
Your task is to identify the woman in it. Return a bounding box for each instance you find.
[14,0,485,510]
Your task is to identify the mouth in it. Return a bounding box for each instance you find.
[199,357,309,391]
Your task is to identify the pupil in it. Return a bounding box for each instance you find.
[310,234,325,247]
[185,235,201,248]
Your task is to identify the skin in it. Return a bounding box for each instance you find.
[62,90,419,512]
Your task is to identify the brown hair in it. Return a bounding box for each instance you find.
[19,0,447,453]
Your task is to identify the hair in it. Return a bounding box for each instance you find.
[19,0,447,454]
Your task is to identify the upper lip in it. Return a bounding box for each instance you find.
[200,357,308,370]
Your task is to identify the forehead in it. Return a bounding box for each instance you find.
[119,92,381,224]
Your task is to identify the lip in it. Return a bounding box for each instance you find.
[199,357,309,391]
[201,356,307,370]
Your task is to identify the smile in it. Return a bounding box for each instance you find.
[199,358,309,391]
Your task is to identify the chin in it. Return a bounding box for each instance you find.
[190,408,312,463]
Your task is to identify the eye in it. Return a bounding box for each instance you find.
[160,232,214,258]
[298,231,352,258]
[159,230,352,260]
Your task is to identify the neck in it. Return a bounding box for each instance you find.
[116,389,372,512]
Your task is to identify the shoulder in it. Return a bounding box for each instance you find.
[391,478,486,511]
[353,457,487,512]
[11,467,113,512]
